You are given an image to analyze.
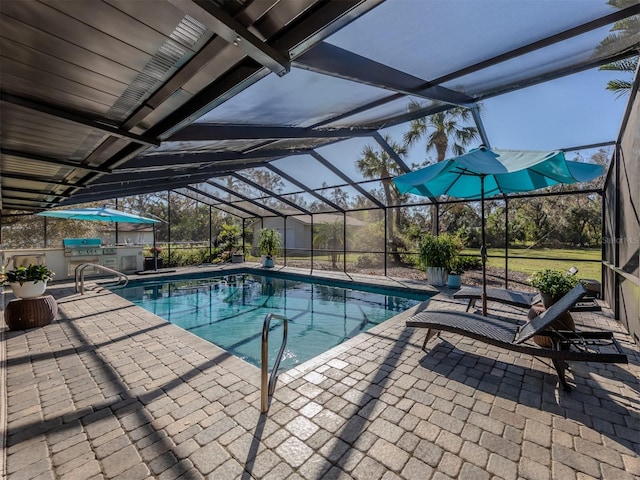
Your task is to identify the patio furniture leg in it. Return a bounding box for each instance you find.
[552,358,572,391]
[422,328,440,351]
[467,298,476,312]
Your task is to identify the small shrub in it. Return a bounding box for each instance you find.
[457,256,482,271]
[356,254,382,268]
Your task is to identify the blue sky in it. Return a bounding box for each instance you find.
[373,66,628,170]
[481,68,628,152]
[293,63,630,189]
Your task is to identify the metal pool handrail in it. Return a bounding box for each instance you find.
[75,263,128,294]
[261,313,288,414]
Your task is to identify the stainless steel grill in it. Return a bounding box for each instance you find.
[62,239,119,276]
[63,238,102,257]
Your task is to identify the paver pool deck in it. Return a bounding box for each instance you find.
[2,265,639,479]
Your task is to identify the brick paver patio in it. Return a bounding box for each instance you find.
[2,266,639,479]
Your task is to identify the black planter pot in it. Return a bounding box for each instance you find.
[144,257,163,270]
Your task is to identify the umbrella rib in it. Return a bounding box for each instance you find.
[442,168,467,196]
[443,167,482,197]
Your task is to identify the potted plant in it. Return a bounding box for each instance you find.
[446,258,463,288]
[4,264,55,299]
[418,233,460,287]
[528,268,579,308]
[258,228,282,268]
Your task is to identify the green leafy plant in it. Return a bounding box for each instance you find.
[528,268,579,296]
[418,233,461,270]
[356,254,383,268]
[4,264,55,286]
[457,256,482,271]
[217,223,242,261]
[258,228,282,258]
[448,258,464,275]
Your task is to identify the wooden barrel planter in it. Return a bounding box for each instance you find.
[528,304,575,348]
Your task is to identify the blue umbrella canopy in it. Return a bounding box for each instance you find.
[38,207,163,270]
[37,207,160,224]
[393,147,603,315]
[394,147,603,199]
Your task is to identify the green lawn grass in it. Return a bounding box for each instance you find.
[251,247,602,281]
[462,247,601,281]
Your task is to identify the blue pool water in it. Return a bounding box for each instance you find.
[112,272,430,370]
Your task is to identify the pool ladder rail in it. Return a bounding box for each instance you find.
[75,263,129,294]
[261,313,288,414]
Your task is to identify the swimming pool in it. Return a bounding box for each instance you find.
[112,272,431,370]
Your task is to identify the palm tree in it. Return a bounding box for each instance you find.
[403,103,480,234]
[403,102,479,162]
[595,1,638,98]
[356,135,407,263]
[313,221,343,269]
[599,56,638,98]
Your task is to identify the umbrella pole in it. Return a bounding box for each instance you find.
[153,224,158,271]
[481,176,487,316]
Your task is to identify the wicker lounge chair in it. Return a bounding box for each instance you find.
[453,286,601,313]
[407,284,627,391]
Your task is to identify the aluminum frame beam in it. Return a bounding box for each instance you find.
[184,185,258,217]
[169,124,375,141]
[205,179,283,217]
[1,172,81,188]
[119,149,301,170]
[430,6,640,86]
[231,172,312,215]
[2,201,53,211]
[174,189,244,219]
[373,133,410,173]
[295,42,474,106]
[309,151,385,209]
[60,175,230,206]
[1,148,111,174]
[1,186,70,198]
[102,161,268,185]
[168,0,291,77]
[266,164,345,212]
[470,105,491,149]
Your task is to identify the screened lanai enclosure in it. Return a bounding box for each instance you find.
[1,1,639,338]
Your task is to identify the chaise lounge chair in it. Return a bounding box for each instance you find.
[407,284,627,391]
[453,285,601,313]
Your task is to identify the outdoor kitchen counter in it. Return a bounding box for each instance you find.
[1,245,144,280]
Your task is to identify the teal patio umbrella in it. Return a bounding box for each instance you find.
[37,206,160,224]
[38,207,162,269]
[393,147,603,315]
